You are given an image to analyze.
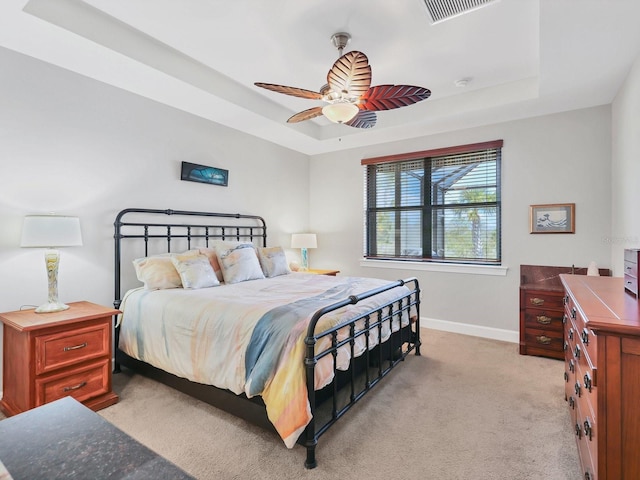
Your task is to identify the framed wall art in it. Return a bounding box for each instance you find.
[529,203,575,234]
[181,161,228,187]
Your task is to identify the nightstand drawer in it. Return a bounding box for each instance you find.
[36,359,110,406]
[35,321,110,375]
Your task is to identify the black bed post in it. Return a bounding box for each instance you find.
[303,335,318,469]
[113,212,123,374]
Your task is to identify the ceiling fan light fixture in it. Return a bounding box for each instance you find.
[322,102,359,124]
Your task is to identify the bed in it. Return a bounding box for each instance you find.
[113,208,421,468]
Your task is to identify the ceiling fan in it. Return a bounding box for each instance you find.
[254,33,431,129]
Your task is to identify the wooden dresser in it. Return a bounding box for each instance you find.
[623,248,639,296]
[520,265,610,360]
[561,274,640,480]
[0,301,119,416]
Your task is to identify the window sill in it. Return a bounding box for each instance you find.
[360,259,508,276]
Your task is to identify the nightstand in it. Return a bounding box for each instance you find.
[0,301,119,416]
[306,269,340,276]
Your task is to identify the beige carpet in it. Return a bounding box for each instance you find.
[1,329,583,479]
[100,329,581,480]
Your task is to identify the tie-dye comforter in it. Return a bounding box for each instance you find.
[118,273,414,448]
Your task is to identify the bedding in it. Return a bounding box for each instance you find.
[118,272,414,448]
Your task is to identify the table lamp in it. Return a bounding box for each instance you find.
[291,233,317,271]
[20,215,83,313]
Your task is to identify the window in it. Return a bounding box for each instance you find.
[363,140,502,264]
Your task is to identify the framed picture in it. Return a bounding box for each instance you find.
[180,161,228,187]
[529,203,575,234]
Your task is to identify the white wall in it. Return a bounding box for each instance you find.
[309,106,612,338]
[611,54,640,275]
[0,47,311,388]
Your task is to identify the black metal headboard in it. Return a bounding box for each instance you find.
[113,208,267,309]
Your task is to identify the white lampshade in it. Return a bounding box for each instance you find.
[291,233,317,249]
[322,102,359,124]
[21,215,83,248]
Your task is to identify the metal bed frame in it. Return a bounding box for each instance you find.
[113,208,421,468]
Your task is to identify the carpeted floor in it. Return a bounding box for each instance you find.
[100,329,582,479]
[1,329,583,479]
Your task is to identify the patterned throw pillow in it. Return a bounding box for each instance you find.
[215,243,265,284]
[171,253,220,289]
[257,246,290,278]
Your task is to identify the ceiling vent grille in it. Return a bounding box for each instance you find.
[423,0,499,24]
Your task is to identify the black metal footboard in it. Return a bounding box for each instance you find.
[302,277,421,469]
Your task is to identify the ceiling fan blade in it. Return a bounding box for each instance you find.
[345,110,376,129]
[287,106,324,123]
[327,51,371,98]
[360,85,431,111]
[254,82,323,100]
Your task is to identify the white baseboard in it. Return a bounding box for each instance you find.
[419,317,519,344]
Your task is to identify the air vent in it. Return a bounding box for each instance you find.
[423,0,499,24]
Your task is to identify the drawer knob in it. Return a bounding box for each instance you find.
[583,418,593,441]
[63,342,88,352]
[63,381,87,392]
[584,373,592,392]
[564,371,569,382]
[575,422,582,438]
[568,328,574,340]
[536,335,552,345]
[569,359,575,373]
[536,315,552,325]
[568,396,575,410]
[571,307,577,319]
[574,382,581,397]
[581,329,589,345]
[530,297,545,306]
[574,345,581,359]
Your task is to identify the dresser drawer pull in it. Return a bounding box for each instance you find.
[562,314,567,325]
[568,328,574,340]
[581,329,589,345]
[563,341,568,351]
[585,473,591,480]
[63,381,87,392]
[571,307,577,319]
[63,342,88,352]
[574,345,581,359]
[568,396,575,410]
[564,371,569,382]
[575,422,582,438]
[530,297,545,306]
[563,295,568,305]
[574,382,581,397]
[536,315,552,325]
[569,359,575,373]
[536,335,552,345]
[584,373,592,392]
[583,418,593,441]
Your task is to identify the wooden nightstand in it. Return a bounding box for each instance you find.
[306,269,340,276]
[0,301,119,416]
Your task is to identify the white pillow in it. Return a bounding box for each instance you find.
[216,243,265,284]
[257,246,290,278]
[171,253,220,289]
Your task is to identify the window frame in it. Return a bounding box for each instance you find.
[362,140,503,265]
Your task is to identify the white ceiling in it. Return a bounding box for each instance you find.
[1,0,639,156]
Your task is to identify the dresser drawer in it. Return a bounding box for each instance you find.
[524,327,563,352]
[523,310,564,331]
[624,273,638,296]
[35,321,110,375]
[523,291,563,310]
[35,359,110,406]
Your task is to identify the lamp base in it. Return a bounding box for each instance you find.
[35,302,70,314]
